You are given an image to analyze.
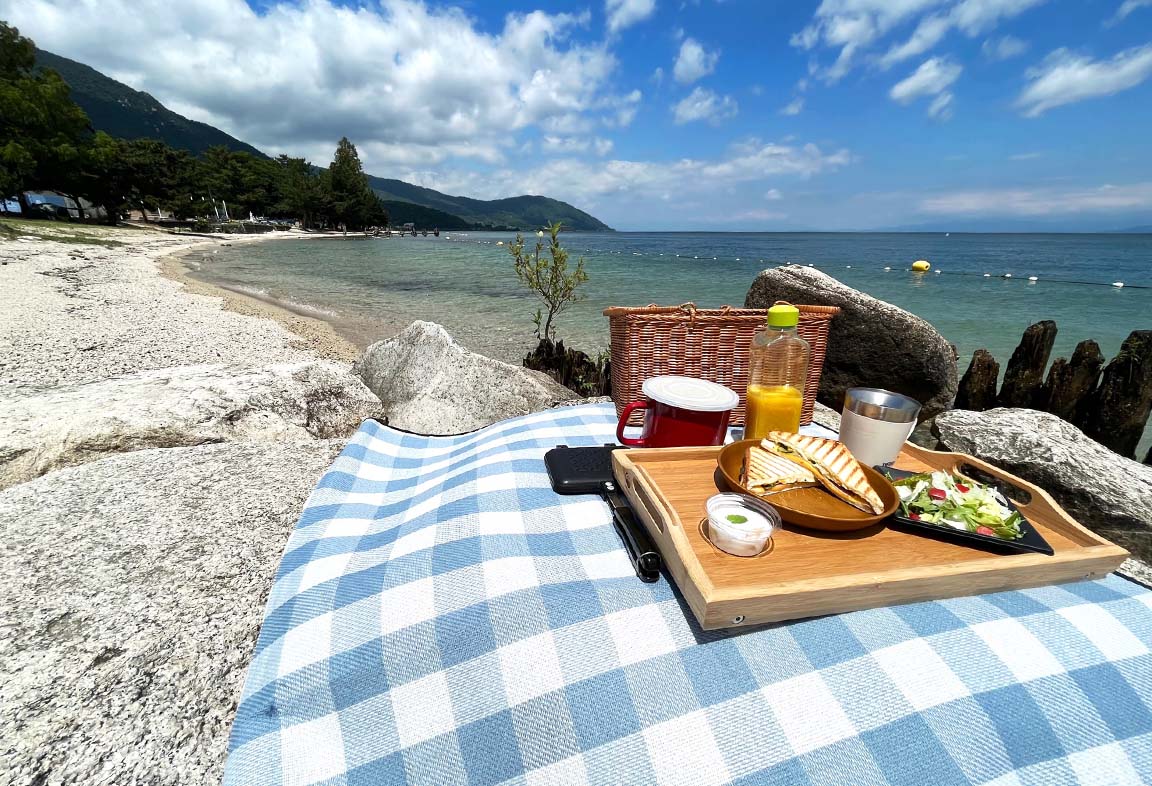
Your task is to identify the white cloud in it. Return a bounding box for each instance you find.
[7,0,624,172]
[651,66,665,84]
[781,97,805,115]
[796,0,1046,79]
[1016,45,1152,116]
[792,0,951,81]
[949,0,1046,35]
[880,15,951,67]
[673,38,719,84]
[1107,0,1152,25]
[711,209,789,223]
[672,87,738,124]
[919,183,1152,215]
[404,139,849,206]
[764,188,784,200]
[541,136,615,155]
[927,92,954,118]
[982,35,1029,60]
[1009,151,1043,160]
[605,0,657,34]
[890,57,962,116]
[602,89,643,127]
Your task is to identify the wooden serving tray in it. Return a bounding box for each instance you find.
[612,442,1128,630]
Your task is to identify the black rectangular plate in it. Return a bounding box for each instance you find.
[882,467,1054,556]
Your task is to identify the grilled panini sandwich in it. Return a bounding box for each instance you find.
[742,446,818,492]
[763,432,885,514]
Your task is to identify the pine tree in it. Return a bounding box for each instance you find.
[324,137,385,231]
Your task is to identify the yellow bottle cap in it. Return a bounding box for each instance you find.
[767,303,799,328]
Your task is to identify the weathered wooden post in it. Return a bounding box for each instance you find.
[1081,330,1152,459]
[998,320,1057,408]
[955,349,999,411]
[1042,339,1104,423]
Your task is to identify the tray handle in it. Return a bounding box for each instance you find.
[621,465,677,534]
[899,443,1088,536]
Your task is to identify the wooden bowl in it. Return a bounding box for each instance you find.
[717,439,900,532]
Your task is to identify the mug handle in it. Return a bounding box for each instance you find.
[616,401,648,447]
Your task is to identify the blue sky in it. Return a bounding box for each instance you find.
[6,0,1152,229]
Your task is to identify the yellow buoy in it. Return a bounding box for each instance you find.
[912,260,931,272]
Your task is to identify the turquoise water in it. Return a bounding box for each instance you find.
[190,231,1151,454]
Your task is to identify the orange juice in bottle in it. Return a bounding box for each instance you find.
[745,303,810,439]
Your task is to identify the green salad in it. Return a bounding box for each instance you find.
[889,470,1025,540]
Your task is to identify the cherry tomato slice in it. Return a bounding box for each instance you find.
[928,488,947,501]
[976,526,995,536]
[955,483,970,493]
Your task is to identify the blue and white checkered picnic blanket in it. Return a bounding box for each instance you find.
[225,403,1152,786]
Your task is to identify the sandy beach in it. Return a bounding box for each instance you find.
[0,220,384,784]
[0,223,365,390]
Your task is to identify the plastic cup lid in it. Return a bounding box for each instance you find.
[641,375,739,412]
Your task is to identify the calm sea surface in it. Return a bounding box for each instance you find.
[190,231,1152,454]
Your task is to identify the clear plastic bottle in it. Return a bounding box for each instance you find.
[745,303,810,438]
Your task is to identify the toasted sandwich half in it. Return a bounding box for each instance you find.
[762,432,885,514]
[743,445,817,492]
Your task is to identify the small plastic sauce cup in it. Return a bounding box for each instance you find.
[704,493,782,557]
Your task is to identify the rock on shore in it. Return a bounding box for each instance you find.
[0,362,379,489]
[746,265,957,419]
[0,440,343,786]
[358,321,574,434]
[934,408,1152,562]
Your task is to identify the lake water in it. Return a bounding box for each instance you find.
[189,231,1152,455]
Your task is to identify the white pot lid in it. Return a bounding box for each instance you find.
[641,375,739,413]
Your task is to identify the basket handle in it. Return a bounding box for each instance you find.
[676,302,698,327]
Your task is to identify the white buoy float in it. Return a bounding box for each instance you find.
[983,273,991,277]
[935,269,942,274]
[884,266,892,271]
[807,263,814,267]
[1003,273,1013,279]
[1028,276,1038,282]
[846,265,852,269]
[1113,281,1125,288]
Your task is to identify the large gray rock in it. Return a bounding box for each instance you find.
[746,265,957,419]
[0,439,343,785]
[0,362,378,489]
[934,408,1152,561]
[358,321,573,434]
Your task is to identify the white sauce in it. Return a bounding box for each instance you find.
[705,494,781,557]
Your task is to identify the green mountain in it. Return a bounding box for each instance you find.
[381,200,472,230]
[368,177,612,231]
[36,47,612,231]
[36,49,266,158]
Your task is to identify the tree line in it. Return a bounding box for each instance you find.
[0,22,387,230]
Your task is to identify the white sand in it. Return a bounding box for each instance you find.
[0,225,358,390]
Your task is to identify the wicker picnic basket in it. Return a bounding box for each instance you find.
[605,302,840,427]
